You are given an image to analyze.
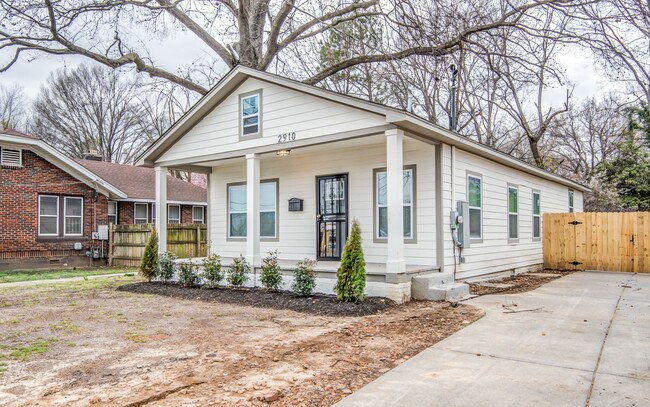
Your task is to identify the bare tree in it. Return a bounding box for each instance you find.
[0,0,581,95]
[31,64,150,164]
[0,83,27,130]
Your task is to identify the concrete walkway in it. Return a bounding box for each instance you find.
[335,272,650,407]
[0,273,129,288]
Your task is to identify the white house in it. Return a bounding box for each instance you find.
[137,66,586,303]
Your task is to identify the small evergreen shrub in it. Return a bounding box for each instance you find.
[292,259,317,297]
[335,219,366,302]
[260,250,283,292]
[178,261,200,287]
[202,253,224,288]
[158,251,177,282]
[139,229,158,281]
[227,255,250,286]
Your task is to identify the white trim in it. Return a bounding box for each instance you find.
[63,196,84,236]
[507,185,519,242]
[38,195,59,236]
[240,91,261,137]
[168,204,181,224]
[467,172,483,241]
[192,205,204,224]
[532,190,541,240]
[134,202,149,224]
[0,147,22,167]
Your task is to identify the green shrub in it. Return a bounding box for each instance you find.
[178,261,200,287]
[335,219,366,302]
[227,255,250,286]
[260,250,283,292]
[292,259,317,297]
[202,253,224,288]
[158,251,177,282]
[139,229,158,281]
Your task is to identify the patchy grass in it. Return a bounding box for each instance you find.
[0,268,137,284]
[1,338,57,362]
[50,319,80,334]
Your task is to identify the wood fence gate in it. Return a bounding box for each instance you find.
[543,212,650,272]
[109,224,208,267]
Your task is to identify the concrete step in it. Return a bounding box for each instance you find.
[411,273,470,302]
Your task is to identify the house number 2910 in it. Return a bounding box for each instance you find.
[277,132,296,143]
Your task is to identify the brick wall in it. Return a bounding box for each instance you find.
[0,149,109,261]
[115,203,205,224]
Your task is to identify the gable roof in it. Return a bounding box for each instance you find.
[0,131,127,198]
[76,159,207,205]
[137,65,589,192]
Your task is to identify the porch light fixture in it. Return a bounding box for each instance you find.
[276,149,291,156]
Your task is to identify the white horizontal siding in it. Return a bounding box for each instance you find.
[442,145,584,279]
[159,78,387,163]
[208,137,437,266]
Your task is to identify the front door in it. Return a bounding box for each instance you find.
[317,174,348,260]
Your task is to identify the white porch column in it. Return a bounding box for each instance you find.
[246,154,261,266]
[154,166,168,253]
[386,128,406,275]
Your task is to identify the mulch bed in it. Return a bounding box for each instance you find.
[469,270,574,296]
[118,282,396,317]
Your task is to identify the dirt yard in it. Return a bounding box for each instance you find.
[469,270,574,296]
[0,276,482,406]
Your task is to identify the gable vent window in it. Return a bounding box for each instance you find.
[0,148,22,167]
[239,90,262,139]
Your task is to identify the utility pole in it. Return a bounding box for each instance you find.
[449,64,458,132]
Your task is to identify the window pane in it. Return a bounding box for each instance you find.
[533,193,541,215]
[229,186,246,212]
[135,204,147,219]
[135,218,148,225]
[260,211,276,237]
[508,188,518,213]
[509,214,518,239]
[108,215,117,224]
[378,207,388,237]
[40,196,57,216]
[377,172,387,206]
[469,208,481,238]
[403,206,412,238]
[230,213,247,237]
[243,125,258,135]
[169,205,180,220]
[468,177,481,207]
[260,182,276,211]
[65,217,82,235]
[242,95,258,116]
[193,207,203,221]
[65,198,82,216]
[108,202,117,216]
[569,191,574,207]
[40,217,57,234]
[534,217,541,238]
[403,170,412,204]
[243,116,258,126]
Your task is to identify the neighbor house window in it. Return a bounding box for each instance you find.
[134,203,148,224]
[64,197,83,236]
[468,173,482,241]
[508,185,519,241]
[108,201,118,224]
[374,166,416,242]
[38,195,59,236]
[569,190,574,213]
[152,203,155,222]
[168,204,181,224]
[533,191,541,240]
[240,92,261,137]
[192,206,204,224]
[0,147,22,167]
[227,180,278,239]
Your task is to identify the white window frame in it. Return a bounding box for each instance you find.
[568,190,575,213]
[38,195,59,237]
[260,180,278,239]
[227,180,278,240]
[0,147,22,167]
[532,190,541,241]
[108,201,118,224]
[168,204,181,224]
[239,91,262,138]
[467,172,483,242]
[192,206,204,224]
[63,197,84,236]
[508,185,519,242]
[374,166,416,243]
[134,203,149,224]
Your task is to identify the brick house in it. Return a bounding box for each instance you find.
[76,160,207,226]
[0,130,126,269]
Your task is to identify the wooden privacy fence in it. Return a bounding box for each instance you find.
[543,212,650,272]
[109,224,208,267]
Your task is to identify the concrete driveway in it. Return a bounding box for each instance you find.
[335,272,650,407]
